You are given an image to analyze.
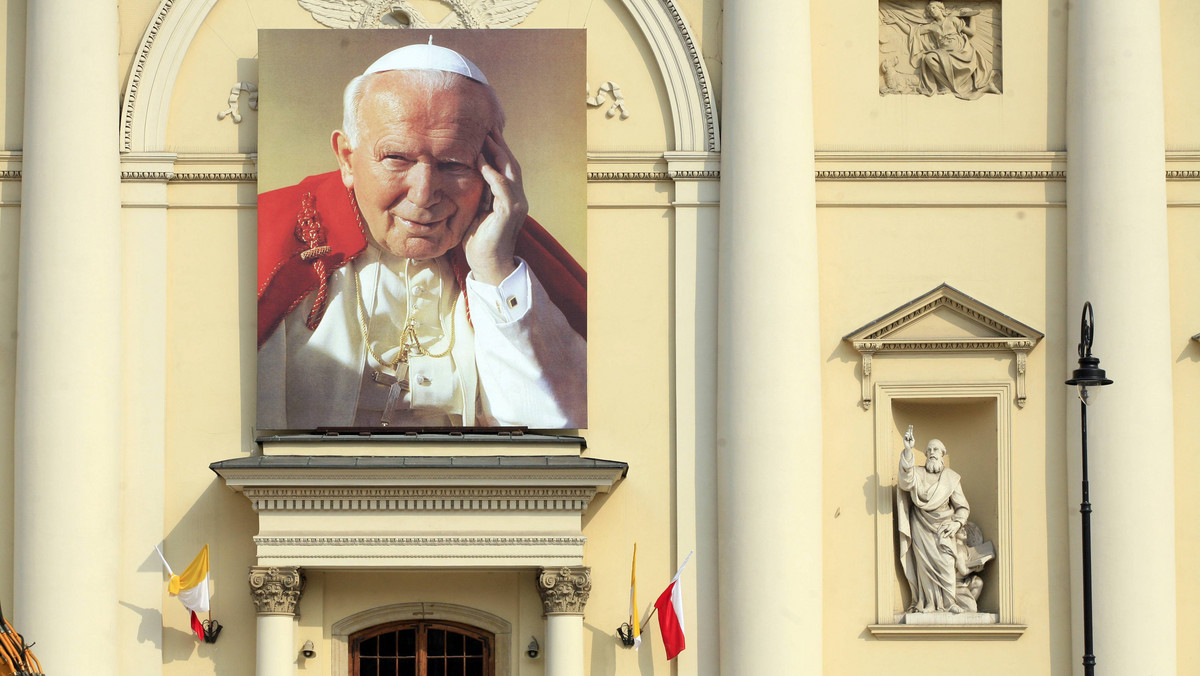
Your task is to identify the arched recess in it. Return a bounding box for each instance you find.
[331,602,513,676]
[119,0,719,154]
[120,0,220,153]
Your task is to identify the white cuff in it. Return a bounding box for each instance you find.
[465,258,532,324]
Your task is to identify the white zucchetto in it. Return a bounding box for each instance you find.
[362,36,489,85]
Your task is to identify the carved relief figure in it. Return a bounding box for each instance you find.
[896,427,994,614]
[879,1,1001,99]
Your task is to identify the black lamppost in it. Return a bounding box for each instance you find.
[1065,301,1113,676]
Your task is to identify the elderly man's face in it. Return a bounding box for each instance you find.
[924,441,947,473]
[334,71,491,260]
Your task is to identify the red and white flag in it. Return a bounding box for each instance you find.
[653,551,692,660]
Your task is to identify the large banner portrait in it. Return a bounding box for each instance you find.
[256,29,586,431]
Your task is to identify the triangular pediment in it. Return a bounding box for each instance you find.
[844,284,1043,349]
[843,285,1044,410]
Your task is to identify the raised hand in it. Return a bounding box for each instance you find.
[465,130,527,285]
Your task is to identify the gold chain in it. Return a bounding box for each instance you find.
[352,259,457,370]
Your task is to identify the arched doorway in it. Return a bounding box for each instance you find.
[351,620,494,676]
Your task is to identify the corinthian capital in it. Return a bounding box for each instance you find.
[248,566,306,615]
[536,566,591,615]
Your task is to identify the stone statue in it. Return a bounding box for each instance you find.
[879,1,1002,99]
[896,426,994,618]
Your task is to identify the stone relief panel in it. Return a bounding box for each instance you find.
[298,0,540,29]
[879,1,1002,99]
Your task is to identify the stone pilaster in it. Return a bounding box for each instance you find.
[250,566,306,676]
[536,566,589,676]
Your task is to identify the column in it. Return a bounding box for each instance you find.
[717,0,821,674]
[14,2,122,674]
[536,567,590,676]
[250,566,307,676]
[1066,1,1176,674]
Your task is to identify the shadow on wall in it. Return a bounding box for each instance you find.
[586,619,658,675]
[157,479,258,668]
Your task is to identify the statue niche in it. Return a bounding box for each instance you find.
[879,1,1002,99]
[895,425,996,624]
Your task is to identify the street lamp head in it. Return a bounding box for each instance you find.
[1065,302,1113,401]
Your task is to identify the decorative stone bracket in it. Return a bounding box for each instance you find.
[844,284,1044,409]
[536,566,592,615]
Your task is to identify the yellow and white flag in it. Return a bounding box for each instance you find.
[628,543,641,650]
[158,544,210,639]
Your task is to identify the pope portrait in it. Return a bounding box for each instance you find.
[256,35,586,430]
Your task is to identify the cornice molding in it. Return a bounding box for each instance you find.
[255,536,586,547]
[171,172,257,182]
[867,623,1026,640]
[588,171,671,182]
[816,170,1064,181]
[217,455,618,568]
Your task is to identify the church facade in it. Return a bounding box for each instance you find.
[0,1,1196,675]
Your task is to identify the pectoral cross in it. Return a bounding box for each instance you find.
[371,320,425,427]
[372,366,408,427]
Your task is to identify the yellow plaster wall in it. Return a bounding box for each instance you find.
[2,0,25,150]
[161,202,260,674]
[818,204,1071,673]
[1162,0,1200,150]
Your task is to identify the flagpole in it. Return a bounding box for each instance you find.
[153,545,175,576]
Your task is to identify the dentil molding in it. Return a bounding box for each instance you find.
[241,486,597,511]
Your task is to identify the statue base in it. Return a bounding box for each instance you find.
[903,612,998,625]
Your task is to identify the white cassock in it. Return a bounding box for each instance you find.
[257,244,586,429]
